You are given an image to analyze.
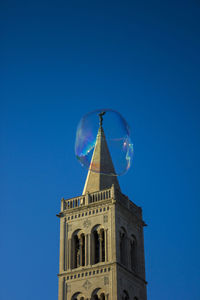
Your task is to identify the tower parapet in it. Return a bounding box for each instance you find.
[58,186,143,221]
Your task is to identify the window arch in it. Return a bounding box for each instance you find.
[72,230,85,269]
[99,228,105,263]
[91,225,105,265]
[80,233,85,267]
[93,229,100,264]
[122,290,129,300]
[74,234,80,268]
[100,293,105,300]
[130,235,137,272]
[91,288,106,300]
[71,292,85,300]
[119,227,127,265]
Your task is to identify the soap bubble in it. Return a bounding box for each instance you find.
[75,109,133,176]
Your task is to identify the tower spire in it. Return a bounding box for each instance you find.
[98,111,106,127]
[82,112,120,195]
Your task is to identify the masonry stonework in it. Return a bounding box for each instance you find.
[57,124,147,300]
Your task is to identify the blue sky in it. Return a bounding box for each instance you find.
[1,1,200,299]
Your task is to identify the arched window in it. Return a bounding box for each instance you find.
[119,227,127,265]
[74,234,80,268]
[80,233,85,267]
[72,230,85,269]
[98,228,105,263]
[101,230,105,262]
[130,235,137,272]
[122,290,129,300]
[100,293,105,300]
[91,288,106,300]
[92,226,105,265]
[71,292,85,300]
[94,229,100,264]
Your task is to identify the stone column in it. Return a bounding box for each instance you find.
[58,277,65,300]
[59,218,65,273]
[68,238,72,269]
[91,233,94,265]
[63,277,66,300]
[111,184,115,199]
[88,234,91,265]
[63,218,66,271]
[85,234,88,266]
[64,220,67,271]
[80,238,83,266]
[99,235,103,262]
[127,237,131,268]
[67,239,69,270]
[85,192,89,205]
[105,229,108,262]
[60,197,64,211]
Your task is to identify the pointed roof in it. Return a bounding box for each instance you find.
[82,124,121,195]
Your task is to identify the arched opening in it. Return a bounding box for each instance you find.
[71,292,80,300]
[100,293,105,300]
[92,226,105,265]
[74,234,80,268]
[101,230,105,262]
[80,233,85,266]
[94,229,100,264]
[130,235,137,272]
[91,288,106,300]
[71,292,85,300]
[72,230,85,269]
[119,227,127,266]
[122,290,129,300]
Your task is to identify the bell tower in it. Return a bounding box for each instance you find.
[57,113,147,300]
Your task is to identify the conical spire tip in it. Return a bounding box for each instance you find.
[98,111,106,128]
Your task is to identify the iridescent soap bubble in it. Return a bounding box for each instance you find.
[75,109,133,176]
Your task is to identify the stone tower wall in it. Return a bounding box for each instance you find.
[58,186,147,300]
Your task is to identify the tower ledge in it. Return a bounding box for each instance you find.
[57,185,144,223]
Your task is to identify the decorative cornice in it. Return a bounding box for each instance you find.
[58,262,114,276]
[57,198,113,217]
